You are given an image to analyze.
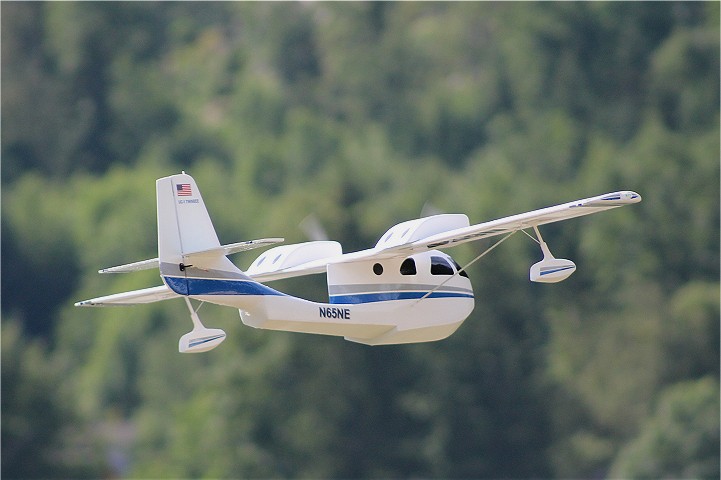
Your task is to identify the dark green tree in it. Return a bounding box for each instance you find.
[610,377,720,479]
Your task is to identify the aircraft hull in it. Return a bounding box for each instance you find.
[189,293,474,345]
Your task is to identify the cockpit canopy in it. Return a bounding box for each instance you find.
[398,254,468,278]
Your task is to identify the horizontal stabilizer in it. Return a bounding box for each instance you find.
[100,258,159,274]
[99,238,284,273]
[184,238,284,260]
[75,285,179,306]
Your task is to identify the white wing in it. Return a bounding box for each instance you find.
[248,191,641,282]
[75,285,179,307]
[388,190,642,253]
[80,191,641,287]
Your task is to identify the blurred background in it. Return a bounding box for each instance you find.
[2,2,719,478]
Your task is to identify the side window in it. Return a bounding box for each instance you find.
[400,258,417,275]
[452,260,469,278]
[430,256,454,276]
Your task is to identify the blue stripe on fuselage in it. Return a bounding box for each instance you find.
[330,291,474,305]
[163,276,285,297]
[164,276,188,295]
[163,276,472,305]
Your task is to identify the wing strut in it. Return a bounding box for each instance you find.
[414,230,518,305]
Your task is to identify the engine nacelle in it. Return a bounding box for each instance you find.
[529,241,576,283]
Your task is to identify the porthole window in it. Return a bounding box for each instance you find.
[400,258,417,275]
[373,263,384,275]
[430,256,454,276]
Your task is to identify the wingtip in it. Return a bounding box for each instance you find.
[623,191,642,203]
[597,191,642,205]
[75,299,101,307]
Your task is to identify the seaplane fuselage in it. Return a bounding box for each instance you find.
[163,250,474,346]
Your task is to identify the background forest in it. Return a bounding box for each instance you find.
[2,2,719,478]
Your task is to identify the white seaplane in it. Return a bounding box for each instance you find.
[76,173,641,352]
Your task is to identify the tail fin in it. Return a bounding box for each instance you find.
[157,173,244,287]
[157,173,218,262]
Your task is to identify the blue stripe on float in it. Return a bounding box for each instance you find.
[189,334,225,347]
[330,291,474,305]
[540,266,575,276]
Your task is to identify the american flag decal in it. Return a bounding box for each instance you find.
[176,184,192,196]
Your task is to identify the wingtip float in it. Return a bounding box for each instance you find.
[76,172,641,351]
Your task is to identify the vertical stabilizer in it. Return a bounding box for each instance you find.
[157,173,219,261]
[157,173,244,292]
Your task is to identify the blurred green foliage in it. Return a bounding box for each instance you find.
[2,2,718,478]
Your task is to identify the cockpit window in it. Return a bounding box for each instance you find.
[452,260,469,278]
[430,256,454,275]
[400,258,417,275]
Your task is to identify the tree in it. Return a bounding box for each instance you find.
[610,377,720,479]
[1,321,105,478]
[2,2,719,478]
